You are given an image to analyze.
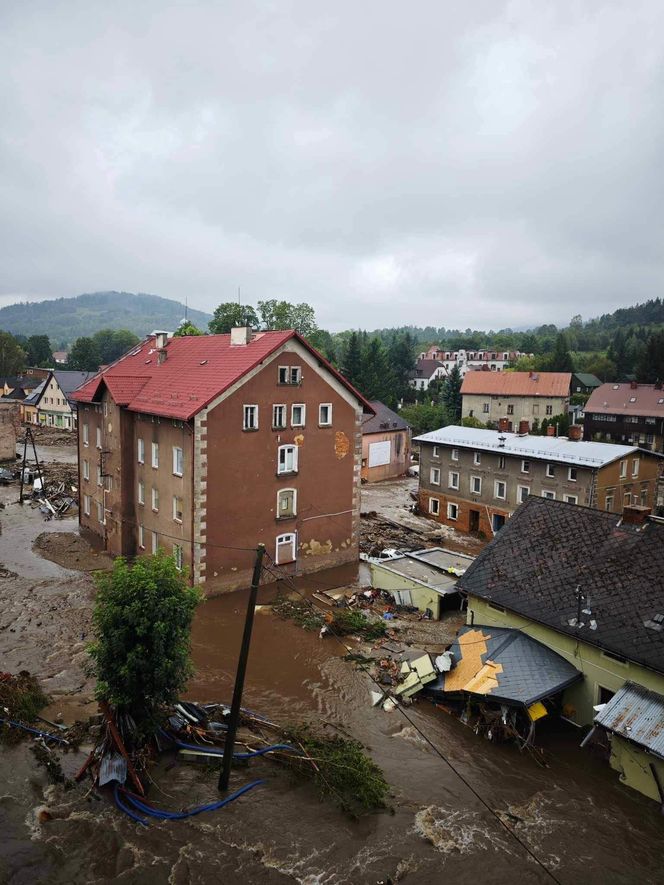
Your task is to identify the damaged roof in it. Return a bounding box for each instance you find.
[455,497,664,674]
[72,331,373,421]
[594,682,664,759]
[427,624,581,707]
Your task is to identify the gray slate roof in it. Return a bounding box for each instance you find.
[362,400,410,435]
[594,682,664,759]
[427,624,582,707]
[455,497,664,674]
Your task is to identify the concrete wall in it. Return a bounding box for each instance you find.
[369,562,441,618]
[608,735,664,804]
[0,402,18,461]
[462,393,569,426]
[467,595,664,725]
[361,429,410,482]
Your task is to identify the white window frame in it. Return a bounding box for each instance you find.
[521,460,530,474]
[137,438,145,463]
[451,448,459,461]
[494,480,507,500]
[291,403,306,427]
[151,442,159,469]
[482,402,490,414]
[568,467,578,482]
[447,502,459,521]
[429,497,440,516]
[546,464,555,478]
[517,485,529,504]
[173,544,183,571]
[96,464,102,487]
[276,532,297,565]
[542,490,556,500]
[97,501,105,524]
[243,404,258,431]
[564,495,578,504]
[83,494,91,516]
[151,487,159,512]
[290,366,301,385]
[173,446,183,477]
[632,458,640,478]
[432,445,440,458]
[151,531,159,554]
[138,524,145,549]
[138,480,145,505]
[173,495,183,523]
[619,460,627,478]
[272,404,286,429]
[82,423,89,446]
[82,459,89,481]
[448,471,459,490]
[278,444,298,475]
[498,456,505,470]
[96,426,102,449]
[470,475,482,495]
[430,467,441,486]
[278,366,289,384]
[319,403,332,426]
[277,487,297,518]
[473,452,481,466]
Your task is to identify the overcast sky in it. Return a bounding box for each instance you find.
[2,1,663,331]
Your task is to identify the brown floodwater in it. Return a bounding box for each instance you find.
[2,564,664,884]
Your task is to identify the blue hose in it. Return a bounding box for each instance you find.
[0,717,69,745]
[113,784,148,827]
[118,779,264,822]
[158,728,300,760]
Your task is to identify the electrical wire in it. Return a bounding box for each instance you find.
[262,552,563,885]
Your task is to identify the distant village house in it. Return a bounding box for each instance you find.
[583,381,664,453]
[361,400,411,482]
[460,371,572,429]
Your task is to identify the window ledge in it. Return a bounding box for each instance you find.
[276,470,298,478]
[173,518,182,524]
[272,425,287,432]
[291,425,305,430]
[242,427,259,433]
[173,472,183,478]
[276,514,296,522]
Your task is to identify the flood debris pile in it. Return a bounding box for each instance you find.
[360,512,425,557]
[273,592,389,641]
[0,671,50,743]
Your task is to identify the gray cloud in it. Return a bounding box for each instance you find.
[2,0,664,331]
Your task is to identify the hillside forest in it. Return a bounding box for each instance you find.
[1,294,663,437]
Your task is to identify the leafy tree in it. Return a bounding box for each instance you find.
[461,415,487,429]
[25,335,52,367]
[399,402,446,436]
[257,300,318,337]
[91,329,140,364]
[307,328,337,363]
[89,553,202,736]
[173,320,203,337]
[68,336,102,371]
[441,365,462,423]
[208,302,259,334]
[637,330,664,382]
[548,332,574,372]
[0,330,27,376]
[388,332,416,401]
[607,329,631,379]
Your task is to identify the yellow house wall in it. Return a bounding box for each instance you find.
[467,595,664,725]
[370,563,441,618]
[608,736,664,804]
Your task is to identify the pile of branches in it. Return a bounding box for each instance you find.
[0,671,49,744]
[273,593,388,641]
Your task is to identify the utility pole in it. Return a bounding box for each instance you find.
[18,426,44,504]
[218,543,266,791]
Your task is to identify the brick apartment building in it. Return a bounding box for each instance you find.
[72,329,372,592]
[583,381,664,453]
[415,422,663,536]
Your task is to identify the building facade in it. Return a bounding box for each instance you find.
[361,400,411,482]
[583,382,664,453]
[73,329,372,593]
[417,346,530,376]
[415,424,662,536]
[30,370,93,429]
[461,371,571,428]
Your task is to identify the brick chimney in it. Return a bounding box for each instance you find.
[498,417,510,432]
[546,425,555,437]
[655,380,663,391]
[230,327,252,346]
[630,380,638,389]
[622,504,651,526]
[568,424,582,441]
[153,330,168,349]
[518,419,529,436]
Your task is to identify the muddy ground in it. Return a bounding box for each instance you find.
[18,425,78,447]
[34,532,113,573]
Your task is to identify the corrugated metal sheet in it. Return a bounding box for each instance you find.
[594,682,664,759]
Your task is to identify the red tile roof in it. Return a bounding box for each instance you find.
[585,383,664,417]
[72,331,372,420]
[460,371,571,398]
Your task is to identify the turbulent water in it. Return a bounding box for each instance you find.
[2,565,664,884]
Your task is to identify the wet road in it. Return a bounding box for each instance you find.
[1,502,664,884]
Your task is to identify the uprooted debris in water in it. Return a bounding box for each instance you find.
[0,671,50,743]
[273,592,389,641]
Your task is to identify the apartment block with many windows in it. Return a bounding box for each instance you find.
[73,328,372,592]
[415,424,663,537]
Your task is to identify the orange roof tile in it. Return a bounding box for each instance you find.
[460,371,571,398]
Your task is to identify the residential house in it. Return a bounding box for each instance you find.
[369,547,473,618]
[571,372,601,396]
[0,376,40,399]
[461,370,571,428]
[583,382,664,453]
[456,497,664,805]
[21,380,46,425]
[415,423,663,536]
[72,328,373,592]
[32,370,93,429]
[52,351,68,365]
[416,347,530,377]
[410,359,446,391]
[361,400,411,482]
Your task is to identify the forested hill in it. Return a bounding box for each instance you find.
[0,291,212,345]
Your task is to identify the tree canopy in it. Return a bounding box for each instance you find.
[68,336,101,371]
[208,302,259,334]
[0,330,26,376]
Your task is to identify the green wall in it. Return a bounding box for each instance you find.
[370,563,442,619]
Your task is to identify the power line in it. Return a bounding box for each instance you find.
[262,552,562,885]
